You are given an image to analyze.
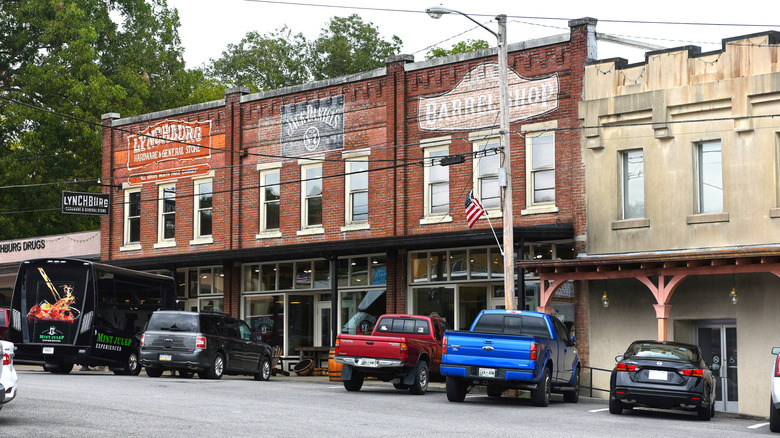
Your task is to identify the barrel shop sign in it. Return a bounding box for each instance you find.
[62,191,110,216]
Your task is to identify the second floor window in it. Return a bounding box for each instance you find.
[528,133,555,205]
[302,164,323,228]
[261,169,281,231]
[696,140,723,214]
[427,147,449,216]
[475,139,501,210]
[621,149,644,219]
[125,189,141,245]
[159,184,176,241]
[195,179,212,238]
[346,159,368,223]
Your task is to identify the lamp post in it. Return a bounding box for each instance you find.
[426,7,515,309]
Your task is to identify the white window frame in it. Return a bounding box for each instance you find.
[190,177,214,245]
[343,153,370,231]
[298,160,325,236]
[154,182,177,248]
[470,130,502,217]
[120,187,141,251]
[621,149,645,220]
[257,163,283,239]
[522,121,559,215]
[695,140,723,214]
[420,136,452,224]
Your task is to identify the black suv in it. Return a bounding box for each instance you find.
[140,311,272,380]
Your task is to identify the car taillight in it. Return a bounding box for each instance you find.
[530,342,538,361]
[2,353,9,366]
[334,338,340,356]
[140,334,146,347]
[679,369,704,378]
[442,336,447,355]
[196,336,206,349]
[616,363,638,372]
[400,342,408,361]
[776,355,780,377]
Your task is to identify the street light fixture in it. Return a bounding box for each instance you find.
[426,7,515,309]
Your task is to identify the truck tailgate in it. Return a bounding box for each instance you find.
[338,334,405,359]
[445,331,536,370]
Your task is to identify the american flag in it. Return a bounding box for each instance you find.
[465,190,486,228]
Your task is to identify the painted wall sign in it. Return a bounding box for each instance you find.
[61,191,110,216]
[281,95,344,157]
[127,164,211,185]
[418,63,559,131]
[127,119,212,169]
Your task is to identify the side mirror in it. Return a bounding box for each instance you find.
[615,355,624,362]
[772,347,780,355]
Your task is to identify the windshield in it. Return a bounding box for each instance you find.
[147,313,199,332]
[626,342,698,362]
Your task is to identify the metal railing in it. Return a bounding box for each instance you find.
[581,365,612,397]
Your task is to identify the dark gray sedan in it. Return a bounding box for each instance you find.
[609,340,716,421]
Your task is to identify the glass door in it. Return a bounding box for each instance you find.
[695,321,737,412]
[314,294,331,348]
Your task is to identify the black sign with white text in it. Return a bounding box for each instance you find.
[280,95,344,157]
[62,191,110,216]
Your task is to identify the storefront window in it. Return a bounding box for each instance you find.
[351,257,368,286]
[314,260,329,288]
[199,268,213,294]
[245,295,284,347]
[470,249,488,280]
[458,286,486,330]
[243,264,259,292]
[449,251,467,281]
[295,261,312,289]
[341,290,386,335]
[288,294,313,352]
[411,252,427,282]
[261,265,276,291]
[411,287,454,328]
[430,251,447,282]
[337,258,349,287]
[200,297,223,312]
[490,249,504,278]
[370,256,386,285]
[278,262,293,290]
[213,267,223,295]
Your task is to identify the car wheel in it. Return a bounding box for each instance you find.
[117,351,142,376]
[486,385,503,398]
[254,356,271,381]
[531,368,551,407]
[178,370,195,379]
[204,353,224,380]
[343,372,364,392]
[446,376,467,402]
[563,368,580,403]
[770,398,780,433]
[609,396,623,414]
[145,367,164,378]
[697,404,712,421]
[409,361,429,395]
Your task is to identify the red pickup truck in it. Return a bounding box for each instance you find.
[334,314,450,395]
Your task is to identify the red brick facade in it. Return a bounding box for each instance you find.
[100,18,595,361]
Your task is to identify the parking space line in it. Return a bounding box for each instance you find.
[748,423,768,429]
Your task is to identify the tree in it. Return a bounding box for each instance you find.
[0,0,193,240]
[426,39,490,60]
[309,14,402,81]
[205,26,309,93]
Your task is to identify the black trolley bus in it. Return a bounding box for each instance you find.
[9,258,176,374]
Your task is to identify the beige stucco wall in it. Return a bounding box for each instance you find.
[580,33,780,418]
[587,274,780,417]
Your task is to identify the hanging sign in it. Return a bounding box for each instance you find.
[61,191,110,216]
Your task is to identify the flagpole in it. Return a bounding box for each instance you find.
[483,214,504,257]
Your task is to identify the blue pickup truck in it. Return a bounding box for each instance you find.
[441,309,580,406]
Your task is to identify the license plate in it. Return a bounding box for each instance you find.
[648,370,668,380]
[42,347,54,355]
[159,354,172,361]
[358,358,377,367]
[479,368,496,378]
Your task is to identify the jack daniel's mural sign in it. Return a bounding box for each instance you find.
[281,95,344,157]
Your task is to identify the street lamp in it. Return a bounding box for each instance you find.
[426,7,515,309]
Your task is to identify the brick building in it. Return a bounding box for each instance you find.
[100,18,596,369]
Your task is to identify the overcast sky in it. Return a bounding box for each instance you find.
[166,0,780,69]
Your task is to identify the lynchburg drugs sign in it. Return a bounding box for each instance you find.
[62,191,110,216]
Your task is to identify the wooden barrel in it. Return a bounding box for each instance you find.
[328,348,342,381]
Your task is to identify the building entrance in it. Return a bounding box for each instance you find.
[694,320,737,412]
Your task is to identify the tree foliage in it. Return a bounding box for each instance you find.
[205,14,402,92]
[426,39,490,60]
[0,0,195,240]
